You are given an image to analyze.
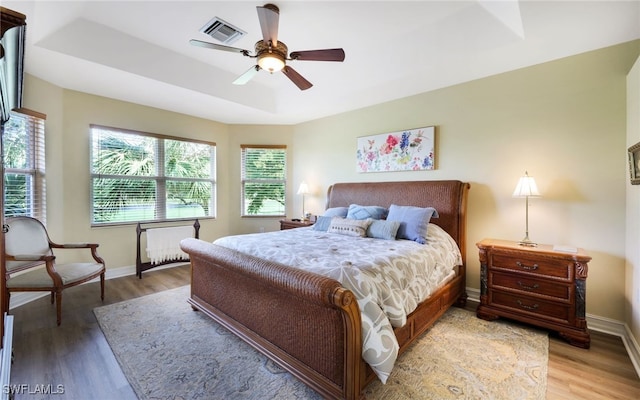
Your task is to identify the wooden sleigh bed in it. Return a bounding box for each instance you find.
[180,180,469,399]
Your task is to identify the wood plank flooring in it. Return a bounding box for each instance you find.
[6,264,640,399]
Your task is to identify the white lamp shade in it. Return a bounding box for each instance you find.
[512,172,541,198]
[297,182,310,195]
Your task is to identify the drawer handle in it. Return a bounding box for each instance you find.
[515,261,538,271]
[517,281,540,291]
[517,299,539,310]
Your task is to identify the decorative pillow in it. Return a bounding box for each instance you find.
[327,217,372,237]
[312,215,334,231]
[386,205,439,244]
[346,204,388,220]
[323,207,349,218]
[366,220,401,240]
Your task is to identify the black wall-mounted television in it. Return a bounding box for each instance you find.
[0,7,26,124]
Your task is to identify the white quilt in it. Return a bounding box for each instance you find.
[213,223,462,383]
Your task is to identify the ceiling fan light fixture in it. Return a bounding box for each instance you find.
[191,6,345,90]
[255,40,288,73]
[258,53,285,73]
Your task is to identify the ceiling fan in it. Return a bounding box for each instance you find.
[190,3,345,90]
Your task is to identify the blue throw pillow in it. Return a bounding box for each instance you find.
[323,207,349,218]
[366,220,401,240]
[386,204,439,244]
[312,215,334,231]
[346,204,388,220]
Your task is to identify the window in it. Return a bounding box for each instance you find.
[241,145,286,216]
[3,109,46,222]
[90,125,216,225]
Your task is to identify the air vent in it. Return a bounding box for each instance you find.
[200,17,246,45]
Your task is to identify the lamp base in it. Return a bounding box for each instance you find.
[518,236,537,247]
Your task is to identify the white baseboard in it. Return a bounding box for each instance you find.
[466,287,640,378]
[8,279,640,379]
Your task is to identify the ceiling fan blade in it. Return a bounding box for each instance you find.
[282,66,312,91]
[233,65,261,85]
[256,4,279,46]
[190,39,249,55]
[289,48,345,62]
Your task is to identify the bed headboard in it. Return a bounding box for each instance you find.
[326,180,470,263]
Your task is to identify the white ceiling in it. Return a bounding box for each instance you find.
[4,0,640,125]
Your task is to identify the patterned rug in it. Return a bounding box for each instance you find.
[94,286,548,399]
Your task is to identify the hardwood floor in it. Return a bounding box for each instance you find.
[6,264,640,399]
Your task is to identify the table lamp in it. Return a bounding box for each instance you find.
[297,181,310,220]
[512,171,541,246]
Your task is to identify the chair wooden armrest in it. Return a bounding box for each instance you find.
[6,254,54,262]
[50,242,98,249]
[5,254,56,275]
[49,242,103,264]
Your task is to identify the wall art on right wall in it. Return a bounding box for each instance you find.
[628,141,640,185]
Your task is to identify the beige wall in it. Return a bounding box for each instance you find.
[291,40,640,323]
[19,41,640,329]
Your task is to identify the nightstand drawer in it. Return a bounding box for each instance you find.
[491,272,572,301]
[490,291,572,323]
[491,253,573,281]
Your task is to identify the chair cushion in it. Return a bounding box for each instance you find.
[7,263,104,289]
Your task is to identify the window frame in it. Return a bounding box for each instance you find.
[240,144,287,218]
[3,108,47,223]
[90,124,217,226]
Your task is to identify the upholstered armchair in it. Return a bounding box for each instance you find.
[3,216,105,325]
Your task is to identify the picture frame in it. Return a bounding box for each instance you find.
[356,126,435,173]
[629,141,640,185]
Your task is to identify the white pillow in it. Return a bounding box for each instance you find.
[327,217,372,237]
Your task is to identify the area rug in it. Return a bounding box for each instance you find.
[94,286,548,399]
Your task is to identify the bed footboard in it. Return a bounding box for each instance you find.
[180,238,364,400]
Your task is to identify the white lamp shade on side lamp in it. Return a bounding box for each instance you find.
[296,182,310,195]
[512,172,541,198]
[512,171,541,246]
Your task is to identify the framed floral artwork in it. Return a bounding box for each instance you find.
[356,126,435,173]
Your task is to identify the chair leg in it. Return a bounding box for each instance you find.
[55,290,62,326]
[100,273,105,301]
[50,291,55,304]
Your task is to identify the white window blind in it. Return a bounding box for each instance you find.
[241,145,286,216]
[3,109,46,223]
[90,125,216,225]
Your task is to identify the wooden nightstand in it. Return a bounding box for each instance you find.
[476,238,592,348]
[279,219,314,230]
